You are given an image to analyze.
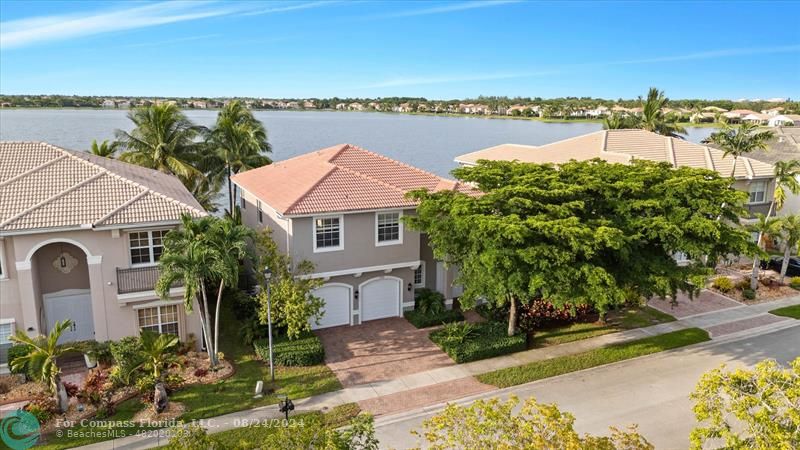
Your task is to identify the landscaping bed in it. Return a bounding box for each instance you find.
[477,328,711,388]
[710,272,798,304]
[254,331,325,366]
[429,322,526,364]
[404,308,464,328]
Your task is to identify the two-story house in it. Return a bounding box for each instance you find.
[0,142,206,371]
[455,129,778,219]
[232,144,473,330]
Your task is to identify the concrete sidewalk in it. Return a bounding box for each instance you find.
[75,295,800,449]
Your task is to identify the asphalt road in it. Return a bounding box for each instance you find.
[373,324,800,450]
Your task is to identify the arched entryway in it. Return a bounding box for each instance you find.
[31,242,95,343]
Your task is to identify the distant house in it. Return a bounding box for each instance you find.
[742,113,771,125]
[702,106,728,113]
[417,103,429,112]
[690,112,716,123]
[117,101,131,109]
[286,101,301,109]
[101,99,116,108]
[348,102,364,111]
[396,103,412,113]
[762,107,785,116]
[506,105,527,115]
[190,101,207,109]
[303,101,315,109]
[335,103,347,110]
[586,105,609,117]
[768,115,799,127]
[723,109,758,122]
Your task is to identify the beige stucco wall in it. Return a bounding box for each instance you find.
[238,187,290,254]
[290,209,421,274]
[0,228,202,347]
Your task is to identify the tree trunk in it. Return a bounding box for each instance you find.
[507,295,518,337]
[227,165,234,214]
[781,245,791,282]
[199,280,218,366]
[214,280,224,360]
[751,255,760,291]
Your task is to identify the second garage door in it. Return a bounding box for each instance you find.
[311,284,351,329]
[361,277,401,322]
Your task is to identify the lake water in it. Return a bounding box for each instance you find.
[0,109,717,178]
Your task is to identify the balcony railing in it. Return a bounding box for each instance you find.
[116,265,182,294]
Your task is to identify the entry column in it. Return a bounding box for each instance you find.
[14,261,40,336]
[87,255,109,341]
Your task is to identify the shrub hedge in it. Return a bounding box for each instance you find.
[429,321,526,364]
[254,331,324,366]
[404,309,464,328]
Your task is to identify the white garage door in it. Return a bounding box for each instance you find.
[361,277,401,322]
[311,284,351,329]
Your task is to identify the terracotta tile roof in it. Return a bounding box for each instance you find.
[454,129,774,179]
[232,144,475,215]
[0,141,206,232]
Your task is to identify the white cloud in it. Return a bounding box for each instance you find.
[238,1,341,17]
[0,1,332,49]
[369,0,520,19]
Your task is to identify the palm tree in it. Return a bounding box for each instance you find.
[156,215,223,366]
[603,113,637,130]
[767,160,800,219]
[208,217,252,355]
[115,104,205,185]
[90,139,119,158]
[9,320,73,396]
[207,101,272,213]
[778,214,800,282]
[637,87,687,138]
[702,122,774,178]
[135,330,179,379]
[747,214,782,291]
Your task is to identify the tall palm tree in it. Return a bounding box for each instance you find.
[115,104,205,185]
[90,139,119,158]
[767,160,800,219]
[156,214,223,366]
[638,87,687,138]
[747,214,782,291]
[207,101,272,213]
[208,217,253,354]
[702,122,774,178]
[9,320,73,397]
[603,113,638,130]
[778,214,800,282]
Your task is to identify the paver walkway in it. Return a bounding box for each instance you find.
[647,290,742,318]
[75,294,800,450]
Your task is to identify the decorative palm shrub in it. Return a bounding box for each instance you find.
[415,288,446,315]
[9,320,73,395]
[135,330,180,379]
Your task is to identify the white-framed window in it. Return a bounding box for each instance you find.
[748,180,767,204]
[313,215,343,252]
[375,211,403,246]
[0,319,15,366]
[413,261,426,287]
[137,305,179,335]
[257,200,263,223]
[0,240,6,279]
[129,230,167,266]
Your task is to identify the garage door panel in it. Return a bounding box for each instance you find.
[361,278,401,322]
[311,285,351,329]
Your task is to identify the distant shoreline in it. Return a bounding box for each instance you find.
[0,107,722,128]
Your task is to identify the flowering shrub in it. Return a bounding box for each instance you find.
[80,368,110,406]
[518,300,595,332]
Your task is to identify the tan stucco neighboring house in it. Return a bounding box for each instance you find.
[0,142,206,371]
[232,144,474,330]
[455,129,778,218]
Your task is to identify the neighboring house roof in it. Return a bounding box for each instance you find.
[232,144,475,216]
[454,129,774,179]
[0,141,206,233]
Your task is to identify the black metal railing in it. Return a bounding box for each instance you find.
[116,266,182,294]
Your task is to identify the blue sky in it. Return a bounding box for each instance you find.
[1,1,798,99]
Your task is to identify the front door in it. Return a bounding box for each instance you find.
[43,289,95,343]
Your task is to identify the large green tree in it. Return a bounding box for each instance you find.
[116,104,205,186]
[408,160,754,336]
[702,122,774,178]
[207,101,272,213]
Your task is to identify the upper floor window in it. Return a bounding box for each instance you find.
[137,305,178,335]
[749,180,767,203]
[129,230,167,266]
[376,211,403,246]
[257,200,263,223]
[314,215,343,252]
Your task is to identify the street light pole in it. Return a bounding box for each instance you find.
[263,266,275,383]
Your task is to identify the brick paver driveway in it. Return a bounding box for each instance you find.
[315,317,454,387]
[648,289,742,318]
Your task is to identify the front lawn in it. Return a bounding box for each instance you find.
[36,302,341,449]
[769,305,800,319]
[477,328,710,388]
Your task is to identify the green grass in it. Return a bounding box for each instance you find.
[531,306,675,348]
[478,328,710,388]
[769,305,800,319]
[37,302,341,449]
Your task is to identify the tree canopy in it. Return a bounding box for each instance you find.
[407,160,755,334]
